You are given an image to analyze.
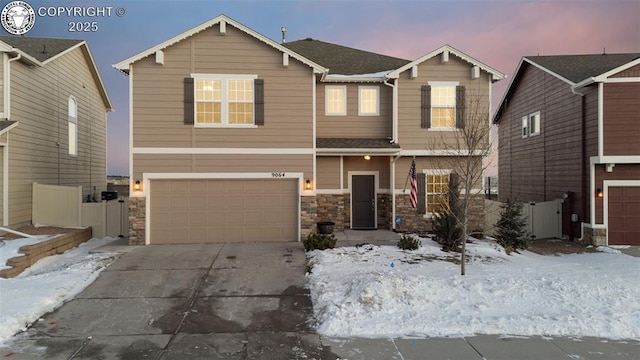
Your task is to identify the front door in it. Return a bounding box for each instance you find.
[352,175,376,229]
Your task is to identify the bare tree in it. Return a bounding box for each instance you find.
[426,87,494,275]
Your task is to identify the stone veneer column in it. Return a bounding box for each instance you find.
[128,197,146,245]
[316,194,345,231]
[300,196,317,239]
[584,227,606,246]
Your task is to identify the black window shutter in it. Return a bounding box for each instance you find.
[421,85,431,128]
[417,173,426,214]
[456,85,465,129]
[254,78,264,126]
[184,77,194,125]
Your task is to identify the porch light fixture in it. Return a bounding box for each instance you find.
[305,179,312,190]
[596,188,603,198]
[134,180,141,191]
[364,155,371,160]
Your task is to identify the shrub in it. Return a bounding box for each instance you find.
[432,211,463,252]
[397,234,421,251]
[494,199,530,253]
[303,233,337,252]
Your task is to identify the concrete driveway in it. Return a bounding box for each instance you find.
[2,242,326,359]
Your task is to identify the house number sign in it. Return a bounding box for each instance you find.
[271,172,285,178]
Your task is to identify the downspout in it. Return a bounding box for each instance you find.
[384,77,399,230]
[571,83,586,240]
[3,53,21,226]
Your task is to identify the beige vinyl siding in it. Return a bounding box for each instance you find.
[343,156,390,190]
[7,47,107,225]
[317,156,340,189]
[132,24,314,149]
[397,55,491,150]
[0,59,4,114]
[316,83,392,138]
[133,153,313,183]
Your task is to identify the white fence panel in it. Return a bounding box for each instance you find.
[485,199,563,239]
[32,183,82,227]
[106,199,128,238]
[82,202,106,238]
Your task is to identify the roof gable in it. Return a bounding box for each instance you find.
[493,52,640,124]
[283,38,410,75]
[113,14,327,75]
[386,44,505,82]
[0,36,112,111]
[525,53,640,83]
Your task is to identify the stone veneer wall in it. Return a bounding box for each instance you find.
[395,195,431,233]
[129,197,146,245]
[316,194,345,231]
[583,226,606,246]
[466,194,485,235]
[300,196,317,239]
[377,194,391,229]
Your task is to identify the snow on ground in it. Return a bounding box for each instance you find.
[0,235,59,271]
[306,236,640,340]
[0,237,119,343]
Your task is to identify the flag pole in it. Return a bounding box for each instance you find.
[402,156,416,193]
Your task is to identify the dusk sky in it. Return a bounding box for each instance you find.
[11,0,640,175]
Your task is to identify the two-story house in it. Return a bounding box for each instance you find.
[114,15,504,245]
[494,53,640,246]
[0,36,112,228]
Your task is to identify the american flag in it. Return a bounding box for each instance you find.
[409,159,417,209]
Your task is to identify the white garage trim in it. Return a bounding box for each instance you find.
[602,180,640,246]
[143,172,304,245]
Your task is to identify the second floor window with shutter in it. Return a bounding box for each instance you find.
[431,86,456,128]
[191,74,257,127]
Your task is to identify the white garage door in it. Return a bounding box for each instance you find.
[150,179,298,244]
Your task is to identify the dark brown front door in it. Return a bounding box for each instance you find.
[352,175,376,229]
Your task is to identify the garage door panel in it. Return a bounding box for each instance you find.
[150,179,298,243]
[608,186,640,245]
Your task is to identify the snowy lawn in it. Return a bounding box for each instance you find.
[306,236,640,340]
[0,237,119,343]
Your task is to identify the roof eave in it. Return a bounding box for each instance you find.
[316,148,401,155]
[113,14,328,75]
[387,44,506,81]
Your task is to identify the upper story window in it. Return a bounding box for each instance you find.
[421,82,465,130]
[522,111,541,138]
[186,74,262,127]
[68,96,77,156]
[326,85,346,116]
[358,86,379,116]
[431,85,456,128]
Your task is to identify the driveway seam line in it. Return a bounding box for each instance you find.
[155,243,227,360]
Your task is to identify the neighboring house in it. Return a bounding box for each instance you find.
[114,15,504,245]
[0,36,112,228]
[493,53,640,245]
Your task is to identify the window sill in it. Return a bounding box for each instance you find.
[194,124,258,129]
[427,127,458,132]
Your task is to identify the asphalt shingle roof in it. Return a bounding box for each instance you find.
[526,53,640,83]
[283,38,410,75]
[317,138,400,149]
[0,36,83,62]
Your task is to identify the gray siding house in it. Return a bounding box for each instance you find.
[494,53,640,245]
[0,36,112,227]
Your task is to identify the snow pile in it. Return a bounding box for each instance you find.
[0,237,119,343]
[306,238,640,340]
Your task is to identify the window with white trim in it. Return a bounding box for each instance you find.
[426,171,450,214]
[430,83,457,128]
[358,86,379,116]
[522,111,541,138]
[193,74,256,126]
[68,96,77,156]
[326,85,346,115]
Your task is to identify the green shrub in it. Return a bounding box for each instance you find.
[303,233,337,252]
[432,211,463,252]
[397,234,421,251]
[494,199,530,253]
